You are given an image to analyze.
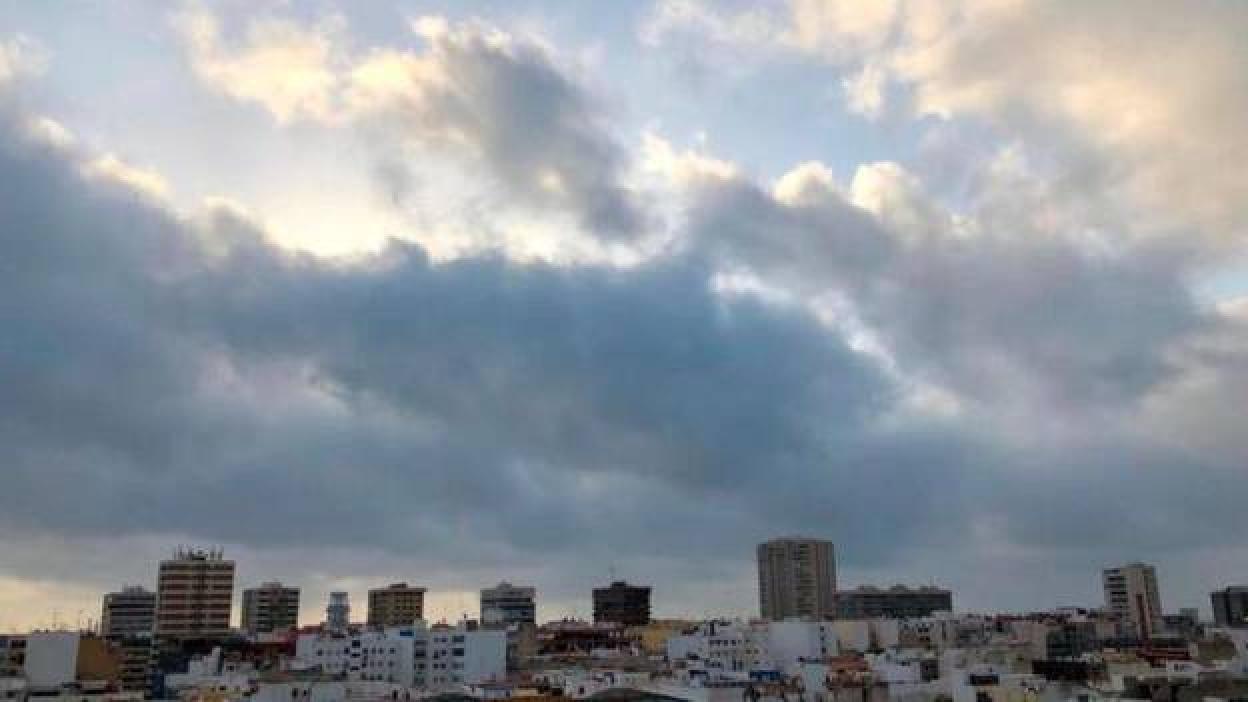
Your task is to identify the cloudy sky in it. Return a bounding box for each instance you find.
[1,0,1247,631]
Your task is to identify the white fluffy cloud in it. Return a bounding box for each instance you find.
[82,153,170,199]
[0,35,46,85]
[647,0,1248,246]
[177,8,347,123]
[644,0,897,62]
[177,8,647,242]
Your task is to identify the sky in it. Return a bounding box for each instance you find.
[0,0,1246,631]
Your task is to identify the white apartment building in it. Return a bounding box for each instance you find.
[420,624,507,689]
[251,680,409,702]
[898,612,992,650]
[768,618,840,673]
[667,618,850,676]
[666,620,773,674]
[296,628,415,686]
[163,648,256,700]
[295,622,506,690]
[22,632,80,688]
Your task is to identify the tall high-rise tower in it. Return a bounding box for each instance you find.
[1103,562,1163,641]
[326,592,350,630]
[757,537,837,620]
[156,547,235,640]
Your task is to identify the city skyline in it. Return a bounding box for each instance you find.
[5,543,1241,635]
[2,0,1248,633]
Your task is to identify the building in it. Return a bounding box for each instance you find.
[100,587,156,639]
[24,632,81,688]
[109,639,153,695]
[1102,562,1163,641]
[326,591,350,630]
[162,648,255,700]
[241,582,301,634]
[768,619,841,673]
[1164,607,1201,639]
[0,636,27,678]
[295,621,506,689]
[835,585,953,619]
[626,619,698,656]
[667,618,873,675]
[2,633,149,695]
[155,547,235,640]
[367,583,425,628]
[98,586,155,694]
[1212,586,1248,628]
[757,537,837,620]
[1044,620,1100,660]
[480,582,536,627]
[536,620,630,655]
[74,636,123,685]
[666,619,774,673]
[592,581,651,626]
[0,632,127,689]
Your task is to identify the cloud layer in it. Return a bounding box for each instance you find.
[0,1,1246,625]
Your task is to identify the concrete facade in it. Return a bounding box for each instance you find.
[757,537,836,621]
[480,582,536,626]
[592,581,651,626]
[1212,586,1248,628]
[99,587,155,640]
[241,582,300,634]
[367,584,426,628]
[155,548,235,640]
[836,585,952,620]
[1103,562,1163,641]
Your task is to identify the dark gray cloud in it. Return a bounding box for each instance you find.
[0,104,954,581]
[684,170,1204,416]
[399,26,647,239]
[1,52,1247,623]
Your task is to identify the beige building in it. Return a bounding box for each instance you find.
[74,636,122,684]
[156,548,235,640]
[758,537,837,620]
[1103,562,1163,641]
[626,619,697,656]
[367,583,426,628]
